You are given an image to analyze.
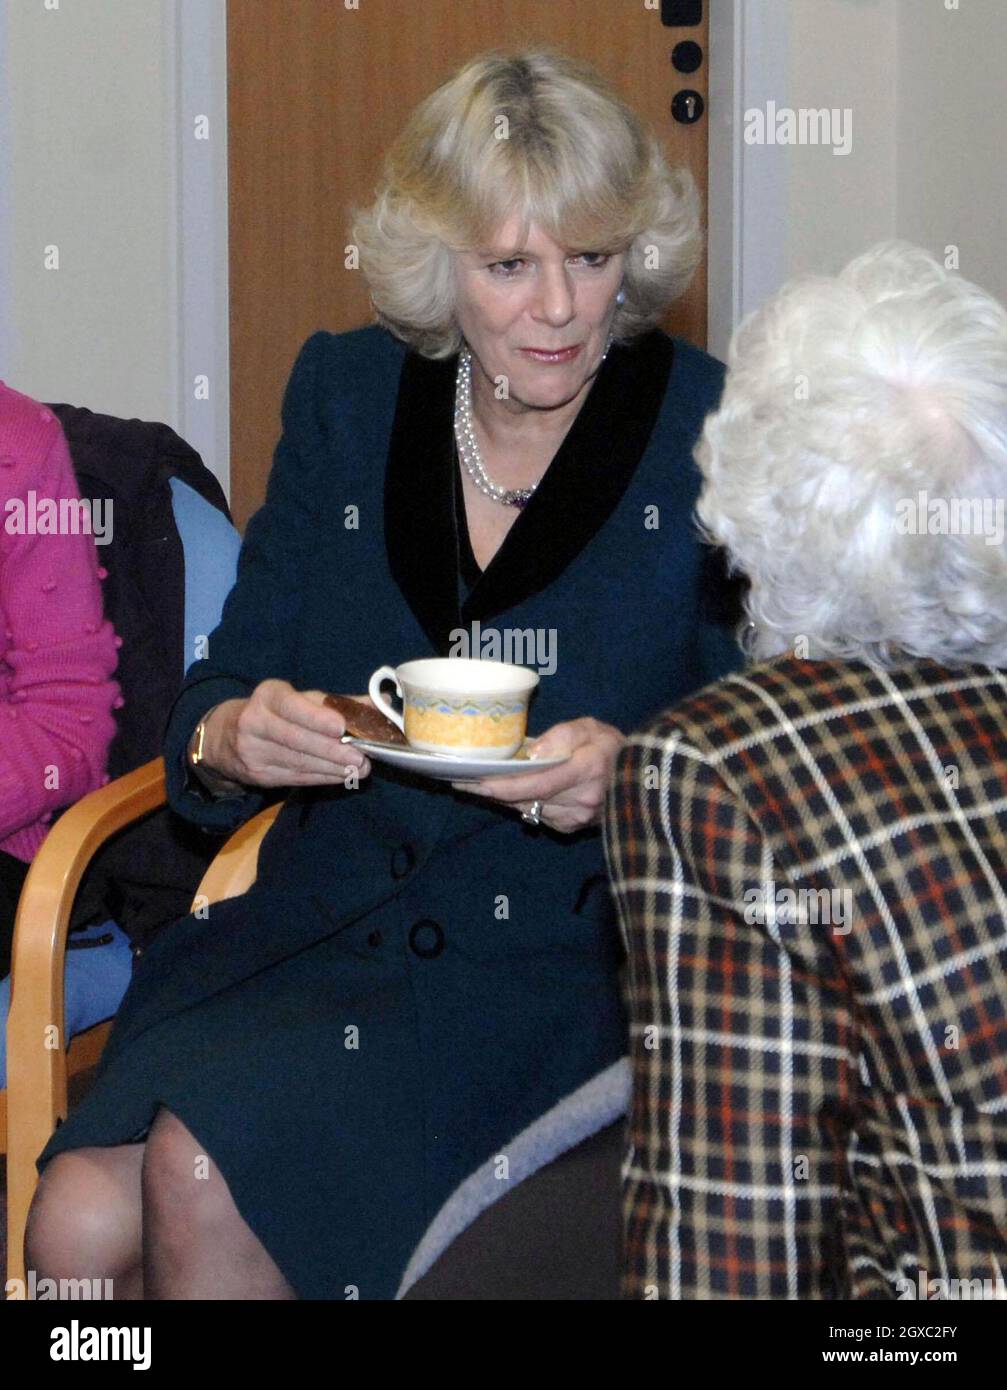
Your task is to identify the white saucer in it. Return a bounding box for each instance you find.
[341,735,569,781]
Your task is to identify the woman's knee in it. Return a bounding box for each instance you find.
[142,1107,234,1228]
[25,1147,143,1281]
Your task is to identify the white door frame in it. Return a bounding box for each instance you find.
[0,1,13,382]
[170,0,231,498]
[707,0,789,361]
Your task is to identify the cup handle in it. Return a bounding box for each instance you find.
[367,666,406,733]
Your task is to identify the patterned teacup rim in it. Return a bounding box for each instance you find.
[368,657,539,752]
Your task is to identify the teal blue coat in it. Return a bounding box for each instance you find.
[38,324,743,1298]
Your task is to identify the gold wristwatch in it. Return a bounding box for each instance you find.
[187,707,244,797]
[189,713,212,768]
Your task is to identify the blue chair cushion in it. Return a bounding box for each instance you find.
[0,919,134,1087]
[169,476,242,671]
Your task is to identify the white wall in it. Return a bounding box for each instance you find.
[3,1,177,419]
[896,0,1007,306]
[783,0,897,278]
[0,0,229,493]
[709,0,1007,359]
[0,2,1002,467]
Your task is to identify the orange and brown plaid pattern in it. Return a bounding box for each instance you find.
[604,654,1007,1299]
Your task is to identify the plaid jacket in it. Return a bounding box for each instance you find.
[604,654,1007,1299]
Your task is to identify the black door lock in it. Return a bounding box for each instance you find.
[671,90,705,125]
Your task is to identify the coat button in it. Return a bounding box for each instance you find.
[391,843,416,879]
[408,919,445,959]
[367,928,382,948]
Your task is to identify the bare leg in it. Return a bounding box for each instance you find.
[25,1143,145,1299]
[141,1106,296,1299]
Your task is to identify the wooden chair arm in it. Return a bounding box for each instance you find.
[8,757,167,1022]
[5,759,284,1293]
[5,756,167,1293]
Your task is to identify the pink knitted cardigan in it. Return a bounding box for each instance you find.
[0,381,121,863]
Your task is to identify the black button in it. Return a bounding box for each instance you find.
[408,919,445,959]
[368,929,382,948]
[391,843,416,880]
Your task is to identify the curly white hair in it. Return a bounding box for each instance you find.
[695,240,1007,668]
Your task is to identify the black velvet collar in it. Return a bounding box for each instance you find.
[384,329,675,654]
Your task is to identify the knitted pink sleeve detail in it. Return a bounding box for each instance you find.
[0,418,121,844]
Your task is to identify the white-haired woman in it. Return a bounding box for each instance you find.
[606,240,1007,1299]
[27,47,742,1299]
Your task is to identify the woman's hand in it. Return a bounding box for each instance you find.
[451,717,626,834]
[199,680,372,788]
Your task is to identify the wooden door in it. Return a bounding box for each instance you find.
[226,0,710,528]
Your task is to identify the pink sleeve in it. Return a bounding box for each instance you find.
[0,422,121,841]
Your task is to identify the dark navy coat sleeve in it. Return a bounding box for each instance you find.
[162,331,334,833]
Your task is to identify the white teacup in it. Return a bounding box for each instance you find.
[368,657,539,759]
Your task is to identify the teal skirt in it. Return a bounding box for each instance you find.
[37,884,625,1299]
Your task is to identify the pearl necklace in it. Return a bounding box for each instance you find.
[454,337,614,510]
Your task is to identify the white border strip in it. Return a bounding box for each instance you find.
[0,0,12,381]
[172,0,231,499]
[706,0,742,359]
[707,0,790,358]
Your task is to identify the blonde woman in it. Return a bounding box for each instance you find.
[28,47,741,1300]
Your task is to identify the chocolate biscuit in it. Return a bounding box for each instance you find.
[323,693,408,746]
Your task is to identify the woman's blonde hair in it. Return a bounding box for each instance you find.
[349,46,702,358]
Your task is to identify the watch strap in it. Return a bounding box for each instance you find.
[187,707,245,798]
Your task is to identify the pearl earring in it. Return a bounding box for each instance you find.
[615,288,626,306]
